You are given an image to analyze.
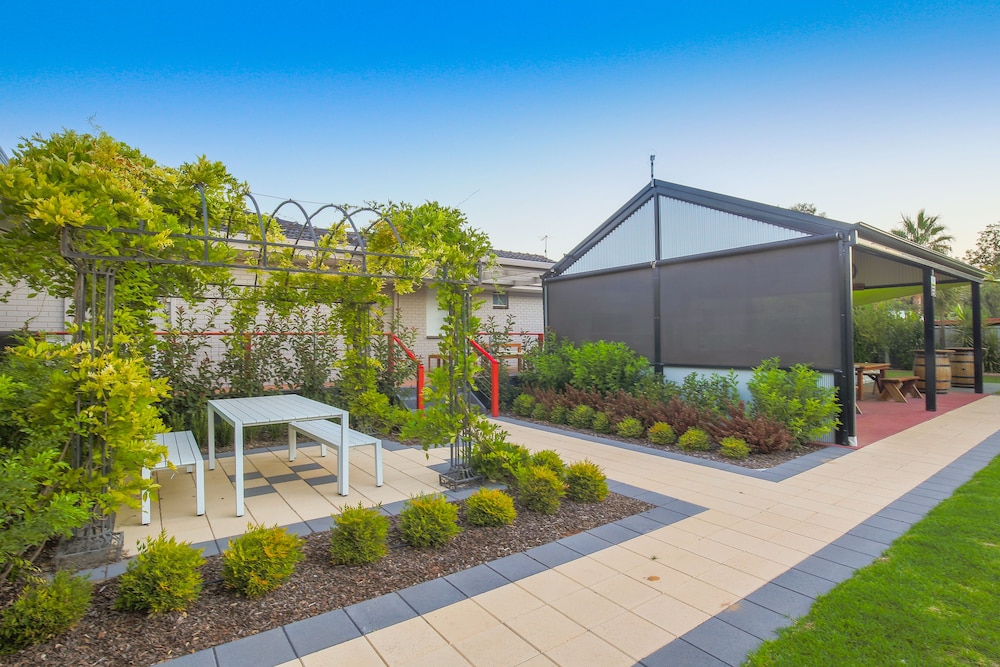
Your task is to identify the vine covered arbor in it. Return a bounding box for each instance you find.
[0,131,492,571]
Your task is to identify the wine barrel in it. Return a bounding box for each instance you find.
[913,349,952,393]
[950,347,976,388]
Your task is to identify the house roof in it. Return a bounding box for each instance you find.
[547,179,988,289]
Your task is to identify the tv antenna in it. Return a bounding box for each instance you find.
[650,153,656,184]
[539,235,550,256]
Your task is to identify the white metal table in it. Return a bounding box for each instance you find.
[207,394,347,516]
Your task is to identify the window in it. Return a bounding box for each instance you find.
[492,293,509,309]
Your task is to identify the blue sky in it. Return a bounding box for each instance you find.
[3,1,998,260]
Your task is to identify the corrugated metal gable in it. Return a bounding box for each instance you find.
[562,198,655,275]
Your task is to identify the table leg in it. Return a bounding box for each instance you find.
[234,419,244,517]
[339,413,349,496]
[856,369,864,401]
[207,405,216,470]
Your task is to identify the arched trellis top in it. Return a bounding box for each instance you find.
[59,186,446,283]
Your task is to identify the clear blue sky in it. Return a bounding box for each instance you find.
[3,1,998,260]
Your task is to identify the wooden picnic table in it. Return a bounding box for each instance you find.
[854,363,890,401]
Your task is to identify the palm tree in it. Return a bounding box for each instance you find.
[892,209,955,255]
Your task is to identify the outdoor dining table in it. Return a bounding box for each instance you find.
[854,362,890,401]
[207,394,348,516]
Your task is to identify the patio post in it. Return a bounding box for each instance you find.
[923,268,937,411]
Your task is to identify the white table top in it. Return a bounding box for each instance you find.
[208,394,346,426]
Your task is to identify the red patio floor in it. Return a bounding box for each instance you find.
[854,388,990,447]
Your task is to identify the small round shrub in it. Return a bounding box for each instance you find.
[720,436,751,460]
[568,404,596,429]
[531,403,549,421]
[512,393,536,417]
[677,427,711,451]
[565,459,609,503]
[465,487,517,526]
[115,531,205,613]
[223,524,304,598]
[399,493,462,548]
[548,404,568,424]
[592,411,612,434]
[648,421,677,445]
[516,464,565,514]
[330,503,390,565]
[616,416,645,439]
[0,571,92,653]
[531,449,566,479]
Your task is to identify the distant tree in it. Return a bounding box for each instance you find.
[892,209,954,255]
[789,202,826,217]
[964,222,1000,276]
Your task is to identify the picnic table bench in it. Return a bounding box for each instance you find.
[878,375,922,403]
[288,420,383,497]
[142,431,205,525]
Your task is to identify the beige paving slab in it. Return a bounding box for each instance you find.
[545,631,634,667]
[366,617,449,666]
[298,636,386,666]
[505,605,587,652]
[453,624,541,667]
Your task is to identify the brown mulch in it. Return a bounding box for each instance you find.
[3,493,652,667]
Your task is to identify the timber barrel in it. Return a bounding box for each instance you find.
[951,348,976,388]
[913,349,952,393]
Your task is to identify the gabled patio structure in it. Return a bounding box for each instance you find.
[543,180,990,446]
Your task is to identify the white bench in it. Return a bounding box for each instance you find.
[142,431,205,525]
[287,420,383,496]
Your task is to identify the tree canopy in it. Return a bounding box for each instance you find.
[891,209,955,255]
[964,222,1000,277]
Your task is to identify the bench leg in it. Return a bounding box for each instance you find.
[879,383,906,402]
[375,443,383,487]
[141,467,152,525]
[901,381,922,399]
[195,458,205,516]
[337,444,349,496]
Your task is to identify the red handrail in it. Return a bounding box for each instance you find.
[468,338,500,417]
[385,333,424,410]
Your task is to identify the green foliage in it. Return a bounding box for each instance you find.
[679,371,740,416]
[568,404,596,429]
[515,465,565,514]
[114,532,205,613]
[371,309,419,399]
[719,436,751,460]
[749,358,841,444]
[468,419,531,483]
[677,428,711,451]
[548,404,568,424]
[615,416,645,439]
[522,333,576,391]
[892,209,954,254]
[329,503,390,565]
[530,402,549,421]
[592,411,612,434]
[0,571,92,654]
[648,421,677,446]
[530,449,566,479]
[222,524,304,598]
[465,488,517,527]
[348,389,405,437]
[717,402,797,454]
[399,493,462,548]
[569,341,648,394]
[853,303,924,368]
[512,393,537,417]
[565,460,609,503]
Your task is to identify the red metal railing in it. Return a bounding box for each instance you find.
[385,333,424,410]
[468,337,500,417]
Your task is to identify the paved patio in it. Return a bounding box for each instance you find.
[103,393,1000,666]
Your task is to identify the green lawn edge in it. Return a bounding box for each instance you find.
[744,453,1000,666]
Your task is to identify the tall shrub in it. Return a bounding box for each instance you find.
[569,341,648,395]
[748,358,840,444]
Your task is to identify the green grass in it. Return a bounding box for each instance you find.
[744,454,1000,666]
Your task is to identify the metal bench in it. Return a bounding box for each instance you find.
[288,420,383,496]
[878,376,922,403]
[142,431,205,524]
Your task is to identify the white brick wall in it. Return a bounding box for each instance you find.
[0,283,70,333]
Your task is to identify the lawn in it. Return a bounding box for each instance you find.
[744,453,1000,666]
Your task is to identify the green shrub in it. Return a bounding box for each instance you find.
[521,334,577,391]
[648,421,677,445]
[465,488,517,527]
[677,428,711,451]
[530,449,566,479]
[719,436,751,460]
[0,571,92,654]
[330,503,390,565]
[565,460,609,503]
[569,340,649,394]
[679,371,740,415]
[748,357,841,444]
[592,411,612,434]
[718,402,797,454]
[568,404,596,429]
[516,465,565,514]
[469,421,531,483]
[399,493,462,548]
[512,393,536,417]
[616,416,645,439]
[114,531,205,613]
[530,402,549,421]
[549,404,568,424]
[222,524,304,598]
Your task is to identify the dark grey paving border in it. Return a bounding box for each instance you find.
[495,417,853,481]
[637,428,1000,667]
[150,480,707,666]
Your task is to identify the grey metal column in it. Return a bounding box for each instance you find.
[838,237,855,446]
[972,281,984,393]
[923,268,937,411]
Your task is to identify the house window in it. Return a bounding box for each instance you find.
[492,293,509,309]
